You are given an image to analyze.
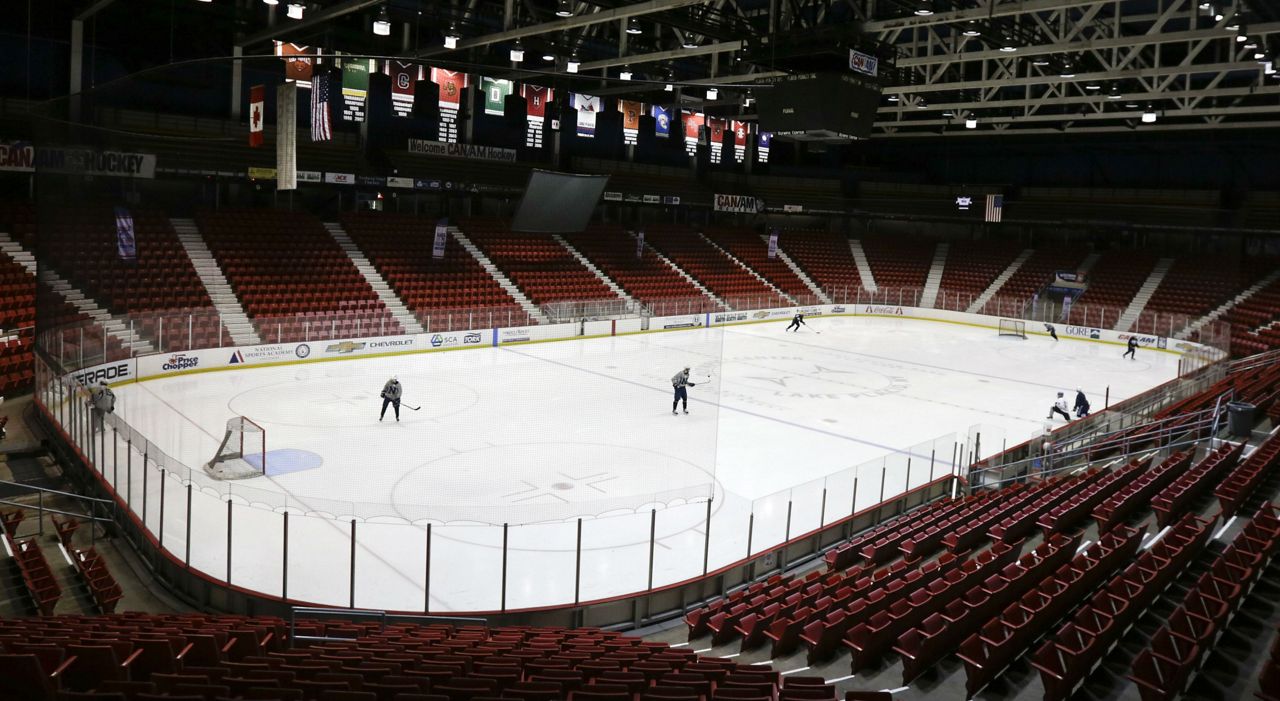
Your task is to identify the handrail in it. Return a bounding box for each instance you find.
[289,606,489,644]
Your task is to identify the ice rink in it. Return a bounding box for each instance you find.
[103,315,1180,611]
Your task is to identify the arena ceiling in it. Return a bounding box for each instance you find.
[59,0,1280,137]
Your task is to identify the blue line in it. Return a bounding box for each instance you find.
[501,346,938,461]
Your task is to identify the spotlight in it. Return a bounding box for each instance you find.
[542,50,555,61]
[916,98,928,109]
[372,6,391,35]
[510,40,524,62]
[556,0,573,17]
[914,0,933,16]
[682,38,699,49]
[262,0,279,5]
[706,88,718,100]
[1142,104,1157,123]
[962,21,981,37]
[286,1,304,18]
[620,68,633,80]
[888,94,900,102]
[1085,81,1101,90]
[443,25,460,49]
[626,17,642,34]
[1000,32,1017,52]
[1032,56,1051,66]
[965,116,978,129]
[664,82,674,91]
[1059,60,1075,78]
[566,54,580,73]
[1107,85,1123,99]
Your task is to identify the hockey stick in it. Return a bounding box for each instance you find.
[402,404,421,411]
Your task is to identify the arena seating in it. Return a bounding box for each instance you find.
[702,228,812,300]
[643,226,789,307]
[1226,277,1280,357]
[934,241,1022,311]
[858,236,934,293]
[460,219,618,306]
[984,245,1090,309]
[196,210,400,343]
[776,230,862,298]
[0,249,35,396]
[559,226,714,308]
[338,212,528,328]
[1135,256,1259,336]
[0,613,788,701]
[1067,251,1158,329]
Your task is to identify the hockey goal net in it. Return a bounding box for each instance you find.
[204,416,266,480]
[998,319,1027,339]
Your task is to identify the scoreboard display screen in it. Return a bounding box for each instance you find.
[753,72,883,140]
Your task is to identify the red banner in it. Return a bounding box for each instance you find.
[249,85,264,148]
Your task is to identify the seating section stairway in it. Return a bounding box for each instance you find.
[0,248,35,396]
[196,210,400,343]
[644,226,788,308]
[558,226,715,309]
[778,230,862,299]
[461,219,618,307]
[1067,251,1159,330]
[702,228,812,301]
[934,241,1021,311]
[859,236,934,299]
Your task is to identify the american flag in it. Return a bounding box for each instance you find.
[985,194,1004,223]
[311,73,332,141]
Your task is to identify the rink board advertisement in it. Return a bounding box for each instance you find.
[72,304,1215,390]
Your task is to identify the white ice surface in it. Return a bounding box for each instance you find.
[96,316,1177,611]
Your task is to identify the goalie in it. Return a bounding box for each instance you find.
[672,367,697,415]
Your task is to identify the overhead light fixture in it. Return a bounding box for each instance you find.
[1000,32,1017,52]
[965,116,978,129]
[682,38,699,49]
[914,0,933,16]
[542,50,556,61]
[1266,61,1277,75]
[1254,49,1267,61]
[888,94,899,102]
[664,82,674,91]
[566,54,580,73]
[626,17,642,34]
[962,21,981,37]
[197,0,212,3]
[509,39,524,62]
[1236,27,1249,42]
[443,24,460,49]
[942,110,955,117]
[1142,104,1157,123]
[556,0,573,17]
[1059,60,1075,78]
[1124,101,1139,108]
[706,88,718,100]
[620,68,633,80]
[1226,16,1241,32]
[372,6,391,35]
[1244,39,1259,50]
[1085,81,1101,90]
[1032,56,1051,66]
[1198,0,1211,7]
[1107,85,1123,99]
[286,1,304,18]
[262,0,279,5]
[916,98,928,109]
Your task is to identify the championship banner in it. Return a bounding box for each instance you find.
[429,68,469,143]
[571,94,601,138]
[520,84,552,147]
[651,105,671,139]
[388,61,423,119]
[114,207,136,263]
[732,120,748,163]
[757,131,772,163]
[276,83,298,190]
[636,230,645,259]
[714,193,763,214]
[249,85,265,147]
[274,41,316,89]
[767,229,779,259]
[619,99,642,145]
[682,111,704,156]
[708,117,726,164]
[433,219,449,260]
[339,57,374,122]
[481,77,514,116]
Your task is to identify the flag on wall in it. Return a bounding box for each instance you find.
[757,131,772,163]
[520,84,552,147]
[985,194,1003,222]
[276,83,298,190]
[708,117,726,164]
[732,120,748,163]
[482,77,514,116]
[620,100,642,145]
[339,57,374,122]
[682,111,704,156]
[274,42,316,89]
[571,94,601,138]
[114,207,136,263]
[430,68,469,142]
[311,73,333,141]
[388,61,423,118]
[249,85,264,147]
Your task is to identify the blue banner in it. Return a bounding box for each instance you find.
[652,105,671,139]
[114,206,136,263]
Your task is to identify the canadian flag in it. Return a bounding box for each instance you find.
[249,85,264,148]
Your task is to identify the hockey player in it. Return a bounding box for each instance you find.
[672,367,697,415]
[1123,336,1139,360]
[1074,389,1090,418]
[1047,392,1071,421]
[1044,323,1059,341]
[379,376,403,422]
[91,380,116,433]
[785,313,806,332]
